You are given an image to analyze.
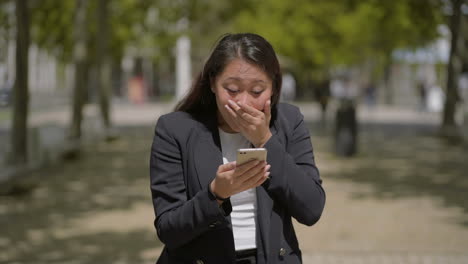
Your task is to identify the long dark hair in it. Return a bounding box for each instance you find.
[175,33,282,120]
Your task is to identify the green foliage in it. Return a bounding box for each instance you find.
[1,0,446,79]
[28,0,182,63]
[0,1,14,64]
[30,0,75,61]
[234,0,443,72]
[188,0,245,61]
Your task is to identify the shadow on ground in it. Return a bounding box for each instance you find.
[2,117,468,262]
[2,231,156,264]
[310,121,468,227]
[0,126,161,263]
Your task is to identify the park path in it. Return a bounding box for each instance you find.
[1,102,467,263]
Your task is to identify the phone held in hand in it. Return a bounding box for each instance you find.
[236,148,267,166]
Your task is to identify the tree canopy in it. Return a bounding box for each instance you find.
[0,0,445,72]
[234,0,443,71]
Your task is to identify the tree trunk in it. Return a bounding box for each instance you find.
[383,54,393,105]
[111,56,123,97]
[69,0,88,141]
[442,0,463,133]
[460,10,468,143]
[96,0,112,132]
[10,0,30,165]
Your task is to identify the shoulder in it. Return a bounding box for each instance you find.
[275,103,303,123]
[277,102,298,111]
[157,111,196,127]
[273,103,305,134]
[155,111,202,136]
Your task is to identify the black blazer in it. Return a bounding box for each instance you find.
[150,103,325,264]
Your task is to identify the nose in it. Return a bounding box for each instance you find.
[237,92,249,105]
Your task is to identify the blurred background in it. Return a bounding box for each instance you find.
[1,0,468,263]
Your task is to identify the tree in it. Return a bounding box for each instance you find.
[233,0,442,101]
[10,0,30,165]
[95,0,112,136]
[69,0,88,143]
[441,0,466,137]
[0,2,13,81]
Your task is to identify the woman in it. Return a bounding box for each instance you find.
[150,33,325,264]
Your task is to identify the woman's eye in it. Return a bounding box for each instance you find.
[252,90,264,95]
[225,87,239,93]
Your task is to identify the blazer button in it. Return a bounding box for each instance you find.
[195,260,204,264]
[209,220,221,228]
[279,248,287,256]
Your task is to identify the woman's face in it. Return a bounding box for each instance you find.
[212,58,273,133]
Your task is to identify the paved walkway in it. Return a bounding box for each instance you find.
[1,102,467,263]
[298,104,468,263]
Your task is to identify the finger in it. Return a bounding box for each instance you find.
[264,100,271,122]
[229,101,252,122]
[235,162,264,184]
[239,111,259,124]
[226,102,248,128]
[218,161,236,173]
[254,172,270,186]
[228,100,242,111]
[228,101,260,128]
[235,115,256,130]
[229,116,254,138]
[243,170,269,189]
[237,161,266,182]
[235,159,260,175]
[237,101,262,117]
[225,104,238,118]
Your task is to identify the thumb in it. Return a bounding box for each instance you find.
[218,161,236,173]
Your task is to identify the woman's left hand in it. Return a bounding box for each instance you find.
[225,99,272,147]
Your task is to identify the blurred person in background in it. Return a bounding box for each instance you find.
[458,73,468,129]
[459,73,468,103]
[331,74,358,156]
[363,81,376,108]
[0,79,13,107]
[416,80,428,111]
[426,82,445,113]
[313,79,331,126]
[149,33,325,264]
[280,72,296,102]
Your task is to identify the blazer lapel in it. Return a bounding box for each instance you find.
[256,186,272,261]
[193,115,223,190]
[192,112,280,259]
[256,119,279,261]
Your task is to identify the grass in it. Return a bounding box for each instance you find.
[0,108,11,124]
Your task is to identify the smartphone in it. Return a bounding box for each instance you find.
[236,148,267,166]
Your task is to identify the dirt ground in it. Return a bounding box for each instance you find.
[1,105,468,263]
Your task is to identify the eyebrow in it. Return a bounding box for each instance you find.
[223,77,266,84]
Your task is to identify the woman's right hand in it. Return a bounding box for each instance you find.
[210,159,270,202]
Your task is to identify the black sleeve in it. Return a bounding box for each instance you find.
[149,115,231,249]
[263,109,325,226]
